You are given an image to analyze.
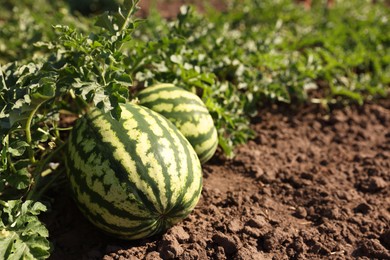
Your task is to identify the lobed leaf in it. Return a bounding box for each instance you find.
[0,200,51,260]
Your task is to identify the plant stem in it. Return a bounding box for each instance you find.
[0,67,8,91]
[56,127,73,131]
[25,104,43,164]
[5,134,17,174]
[119,0,140,32]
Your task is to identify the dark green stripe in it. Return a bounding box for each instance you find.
[197,135,218,162]
[69,113,158,219]
[169,183,202,218]
[196,143,217,158]
[186,124,216,144]
[75,200,157,237]
[180,172,202,214]
[164,123,199,216]
[67,143,151,221]
[116,104,169,210]
[134,105,185,213]
[87,108,162,214]
[71,118,108,194]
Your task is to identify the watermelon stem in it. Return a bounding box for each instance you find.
[25,103,42,164]
[4,134,18,175]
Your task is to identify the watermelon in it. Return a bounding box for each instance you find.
[137,84,218,164]
[66,103,202,240]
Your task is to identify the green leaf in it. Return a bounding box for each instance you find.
[7,167,31,190]
[31,83,56,105]
[113,74,132,87]
[95,14,115,33]
[0,200,51,260]
[8,141,29,157]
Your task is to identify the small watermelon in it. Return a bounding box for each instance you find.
[137,83,218,163]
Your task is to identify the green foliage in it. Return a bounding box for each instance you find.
[1,1,141,257]
[0,200,51,260]
[0,0,141,199]
[0,0,93,64]
[128,0,389,153]
[0,0,389,258]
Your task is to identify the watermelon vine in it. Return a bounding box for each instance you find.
[0,0,147,257]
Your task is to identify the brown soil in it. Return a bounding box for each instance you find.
[46,98,390,260]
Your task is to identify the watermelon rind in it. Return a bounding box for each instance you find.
[137,83,218,164]
[66,103,202,240]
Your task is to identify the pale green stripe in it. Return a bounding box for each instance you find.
[140,89,206,109]
[151,102,174,113]
[68,140,151,220]
[120,107,169,210]
[180,146,202,207]
[198,135,218,163]
[173,103,208,113]
[140,107,184,209]
[88,108,162,212]
[178,114,215,137]
[86,212,158,240]
[195,128,218,155]
[145,108,189,208]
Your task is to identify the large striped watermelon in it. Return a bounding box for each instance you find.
[137,84,218,164]
[66,102,202,240]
